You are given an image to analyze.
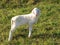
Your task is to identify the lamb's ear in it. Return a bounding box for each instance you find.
[32,9,34,13]
[32,9,37,16]
[32,8,40,16]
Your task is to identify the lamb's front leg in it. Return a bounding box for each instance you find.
[28,24,32,38]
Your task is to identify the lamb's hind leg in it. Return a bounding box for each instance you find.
[8,20,17,41]
[8,19,21,41]
[8,24,16,41]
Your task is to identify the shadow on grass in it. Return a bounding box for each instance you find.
[13,33,27,40]
[12,28,28,40]
[32,33,60,39]
[12,28,60,40]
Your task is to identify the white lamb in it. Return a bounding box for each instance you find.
[8,8,40,41]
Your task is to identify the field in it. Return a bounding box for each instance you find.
[0,0,60,45]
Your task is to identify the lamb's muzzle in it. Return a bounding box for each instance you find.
[8,8,40,41]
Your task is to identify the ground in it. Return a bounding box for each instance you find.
[0,0,60,45]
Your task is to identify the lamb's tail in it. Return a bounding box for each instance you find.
[11,19,13,25]
[11,18,15,28]
[11,17,15,25]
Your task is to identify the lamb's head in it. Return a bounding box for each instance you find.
[32,8,40,16]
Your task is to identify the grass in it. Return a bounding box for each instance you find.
[0,1,60,45]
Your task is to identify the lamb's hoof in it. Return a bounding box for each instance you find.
[28,36,31,38]
[8,39,11,41]
[8,39,10,41]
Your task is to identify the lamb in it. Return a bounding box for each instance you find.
[8,8,40,41]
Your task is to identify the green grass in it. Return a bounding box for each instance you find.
[0,1,60,45]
